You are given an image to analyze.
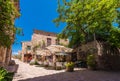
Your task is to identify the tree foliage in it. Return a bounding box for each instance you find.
[117,8,120,28]
[54,0,120,48]
[0,0,20,47]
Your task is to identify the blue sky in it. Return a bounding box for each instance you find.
[12,0,65,54]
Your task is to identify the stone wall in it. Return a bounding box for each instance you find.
[75,41,97,61]
[97,42,120,70]
[32,33,57,46]
[32,33,69,46]
[0,47,6,67]
[0,47,12,67]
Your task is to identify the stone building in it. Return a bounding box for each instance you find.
[21,29,69,62]
[0,0,20,67]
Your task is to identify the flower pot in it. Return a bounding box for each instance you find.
[88,66,96,70]
[66,67,74,72]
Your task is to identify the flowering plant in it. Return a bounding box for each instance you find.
[65,62,74,68]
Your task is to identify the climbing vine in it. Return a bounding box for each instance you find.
[0,0,20,47]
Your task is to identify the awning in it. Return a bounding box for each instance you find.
[55,52,68,56]
[46,45,73,53]
[36,49,52,56]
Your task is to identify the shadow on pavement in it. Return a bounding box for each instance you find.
[18,69,120,81]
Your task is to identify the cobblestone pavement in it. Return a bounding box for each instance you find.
[13,59,120,81]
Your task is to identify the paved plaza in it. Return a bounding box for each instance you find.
[13,59,120,81]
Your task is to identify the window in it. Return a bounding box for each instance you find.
[27,46,31,50]
[47,38,51,46]
[48,34,50,36]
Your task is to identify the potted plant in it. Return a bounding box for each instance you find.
[65,62,74,72]
[87,54,97,70]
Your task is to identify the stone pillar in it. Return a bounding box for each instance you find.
[3,48,7,66]
[5,47,12,65]
[53,55,56,66]
[21,52,25,62]
[0,47,4,66]
[0,47,7,67]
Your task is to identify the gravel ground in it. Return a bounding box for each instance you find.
[13,59,120,81]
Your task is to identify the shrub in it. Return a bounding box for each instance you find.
[65,62,74,72]
[87,54,97,70]
[65,62,74,68]
[0,67,14,81]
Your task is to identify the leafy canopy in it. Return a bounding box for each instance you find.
[54,0,120,48]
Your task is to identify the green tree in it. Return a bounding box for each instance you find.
[54,0,120,48]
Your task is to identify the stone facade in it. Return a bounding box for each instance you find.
[21,30,69,62]
[32,30,69,47]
